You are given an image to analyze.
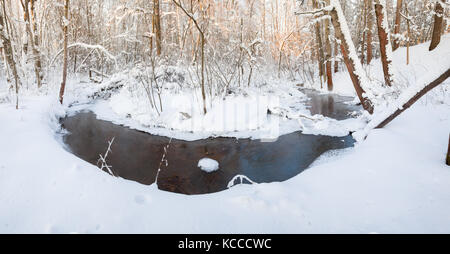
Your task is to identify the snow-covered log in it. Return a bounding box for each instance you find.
[375,68,450,128]
[328,0,375,114]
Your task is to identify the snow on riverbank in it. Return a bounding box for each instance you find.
[0,35,449,233]
[0,92,449,233]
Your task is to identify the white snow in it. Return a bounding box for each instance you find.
[0,33,449,234]
[197,158,219,173]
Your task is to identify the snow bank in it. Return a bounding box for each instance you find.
[198,158,219,173]
[0,91,449,233]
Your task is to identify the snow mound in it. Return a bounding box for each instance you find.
[197,158,219,173]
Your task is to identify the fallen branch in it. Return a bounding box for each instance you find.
[376,68,450,128]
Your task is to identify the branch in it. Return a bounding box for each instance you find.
[50,42,117,67]
[375,68,450,128]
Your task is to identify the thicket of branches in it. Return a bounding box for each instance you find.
[0,0,448,105]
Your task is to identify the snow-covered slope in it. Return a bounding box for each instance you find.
[0,93,449,233]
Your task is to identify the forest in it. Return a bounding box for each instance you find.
[0,0,449,234]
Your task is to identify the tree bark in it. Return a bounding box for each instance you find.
[334,41,339,73]
[446,134,450,166]
[59,0,69,104]
[429,0,445,51]
[376,68,450,128]
[366,0,373,64]
[0,1,20,109]
[313,0,325,87]
[328,2,374,114]
[374,0,394,86]
[153,0,162,56]
[392,0,403,51]
[324,0,333,91]
[22,0,43,89]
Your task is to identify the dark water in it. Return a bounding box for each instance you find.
[302,89,360,120]
[61,90,360,195]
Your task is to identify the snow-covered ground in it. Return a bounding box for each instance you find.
[0,37,449,233]
[0,94,449,233]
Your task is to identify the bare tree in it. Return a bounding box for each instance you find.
[328,2,374,113]
[324,0,333,91]
[0,0,20,109]
[313,0,325,87]
[374,0,395,87]
[297,0,375,113]
[172,0,207,114]
[429,0,445,51]
[366,0,373,64]
[392,0,403,51]
[153,0,162,56]
[59,0,69,104]
[20,0,43,89]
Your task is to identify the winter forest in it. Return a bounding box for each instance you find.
[0,0,449,234]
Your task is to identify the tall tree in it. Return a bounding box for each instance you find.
[429,0,445,51]
[324,0,333,90]
[392,0,403,51]
[366,0,373,64]
[374,0,395,86]
[313,0,325,87]
[172,0,207,114]
[59,0,69,104]
[153,0,162,56]
[21,0,43,89]
[327,0,374,113]
[0,0,20,109]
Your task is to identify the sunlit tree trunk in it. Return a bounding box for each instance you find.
[328,0,374,114]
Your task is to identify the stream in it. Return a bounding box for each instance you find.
[61,89,360,194]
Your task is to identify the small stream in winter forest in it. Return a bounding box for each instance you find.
[60,89,361,194]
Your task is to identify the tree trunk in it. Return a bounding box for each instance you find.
[328,2,374,114]
[334,41,339,73]
[313,0,325,87]
[446,134,450,166]
[200,34,206,114]
[0,2,20,109]
[172,0,207,114]
[153,0,162,56]
[324,0,333,91]
[392,0,403,51]
[374,0,395,86]
[366,0,373,64]
[59,0,69,104]
[429,0,445,51]
[376,68,450,128]
[22,0,43,89]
